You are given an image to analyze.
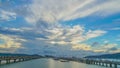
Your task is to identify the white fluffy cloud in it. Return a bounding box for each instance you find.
[86,30,107,39]
[72,44,91,51]
[44,25,106,45]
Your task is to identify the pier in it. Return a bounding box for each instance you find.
[0,55,120,68]
[75,58,120,68]
[57,57,120,68]
[0,55,41,65]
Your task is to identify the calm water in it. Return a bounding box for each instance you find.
[0,58,106,68]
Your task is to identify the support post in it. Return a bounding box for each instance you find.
[14,59,16,63]
[99,62,101,66]
[106,63,108,67]
[110,63,112,68]
[0,60,1,64]
[102,63,104,66]
[19,59,21,62]
[114,64,117,68]
[6,60,8,64]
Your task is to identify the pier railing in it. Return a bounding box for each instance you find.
[67,58,120,68]
[0,55,41,65]
[80,59,120,68]
[56,57,120,68]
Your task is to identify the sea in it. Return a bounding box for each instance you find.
[0,58,110,68]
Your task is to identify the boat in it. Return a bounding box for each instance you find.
[60,60,69,62]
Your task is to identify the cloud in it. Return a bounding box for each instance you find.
[41,25,106,45]
[1,0,119,56]
[0,24,106,45]
[0,9,16,21]
[116,39,120,41]
[71,43,120,54]
[109,27,120,30]
[93,43,119,53]
[1,0,120,23]
[72,44,91,51]
[0,24,106,56]
[25,0,94,23]
[103,43,117,49]
[104,40,109,43]
[86,30,106,39]
[24,0,120,23]
[0,27,47,40]
[0,34,23,53]
[91,42,99,46]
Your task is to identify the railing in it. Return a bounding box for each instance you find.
[58,57,120,68]
[0,55,41,65]
[77,58,120,68]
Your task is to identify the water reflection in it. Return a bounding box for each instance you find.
[0,58,106,68]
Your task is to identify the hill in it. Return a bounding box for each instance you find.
[0,53,30,56]
[84,53,120,59]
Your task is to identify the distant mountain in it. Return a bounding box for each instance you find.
[84,53,120,59]
[0,53,30,56]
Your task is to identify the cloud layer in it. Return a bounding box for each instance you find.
[0,24,107,56]
[25,0,120,23]
[0,0,120,57]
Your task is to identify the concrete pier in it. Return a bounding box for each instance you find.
[79,59,120,68]
[0,55,41,65]
[59,57,120,68]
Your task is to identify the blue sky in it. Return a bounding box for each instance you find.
[0,0,120,57]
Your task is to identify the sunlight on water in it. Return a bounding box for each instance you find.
[0,58,107,68]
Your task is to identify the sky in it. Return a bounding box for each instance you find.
[0,0,120,57]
